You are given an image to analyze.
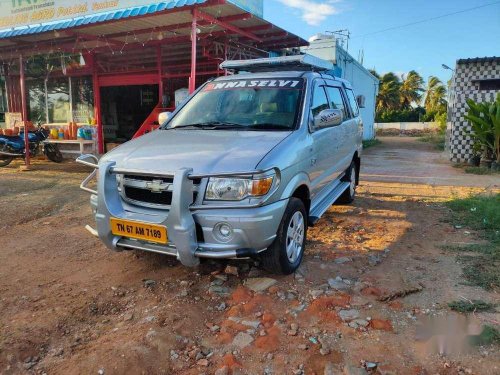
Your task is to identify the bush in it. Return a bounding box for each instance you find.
[434,112,447,133]
[376,107,426,123]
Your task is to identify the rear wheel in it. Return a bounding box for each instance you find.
[0,155,13,167]
[260,198,307,275]
[337,161,357,204]
[45,144,63,163]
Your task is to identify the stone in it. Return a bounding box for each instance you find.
[225,265,239,276]
[197,358,209,367]
[208,285,230,296]
[123,311,134,321]
[288,323,299,336]
[335,257,352,264]
[210,325,220,333]
[298,344,308,350]
[97,369,105,375]
[363,362,378,371]
[215,366,230,375]
[232,332,254,349]
[320,347,331,356]
[143,279,156,288]
[242,320,261,329]
[353,319,369,328]
[368,255,382,266]
[310,289,324,298]
[216,302,227,311]
[328,279,349,291]
[339,309,360,322]
[244,277,277,292]
[210,278,225,286]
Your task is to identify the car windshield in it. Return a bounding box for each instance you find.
[164,78,304,131]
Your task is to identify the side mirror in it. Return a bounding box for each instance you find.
[158,111,172,125]
[314,109,343,130]
[356,95,366,108]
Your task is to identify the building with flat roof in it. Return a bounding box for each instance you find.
[0,0,307,154]
[448,56,500,163]
[301,34,379,140]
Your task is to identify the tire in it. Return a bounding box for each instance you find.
[260,197,307,275]
[337,161,357,204]
[45,144,63,163]
[0,156,13,167]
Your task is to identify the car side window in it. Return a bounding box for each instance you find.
[310,84,329,117]
[345,89,360,117]
[325,86,348,120]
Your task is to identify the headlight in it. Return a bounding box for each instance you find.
[205,176,274,201]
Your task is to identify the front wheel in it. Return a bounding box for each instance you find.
[260,198,307,275]
[45,144,63,163]
[0,155,14,167]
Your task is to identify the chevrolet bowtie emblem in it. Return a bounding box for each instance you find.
[145,180,170,193]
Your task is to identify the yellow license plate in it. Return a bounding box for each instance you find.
[110,218,168,244]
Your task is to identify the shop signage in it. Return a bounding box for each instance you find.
[1,0,264,30]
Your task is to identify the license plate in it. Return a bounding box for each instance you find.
[110,218,168,244]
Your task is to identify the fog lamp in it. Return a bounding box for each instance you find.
[214,222,234,242]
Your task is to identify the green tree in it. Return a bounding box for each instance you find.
[400,70,424,109]
[424,76,447,113]
[376,72,401,111]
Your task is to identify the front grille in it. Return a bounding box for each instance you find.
[125,186,174,205]
[121,174,199,207]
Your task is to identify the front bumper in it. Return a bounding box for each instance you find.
[87,161,287,266]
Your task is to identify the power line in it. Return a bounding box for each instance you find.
[352,1,500,39]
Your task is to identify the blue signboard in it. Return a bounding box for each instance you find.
[228,0,263,18]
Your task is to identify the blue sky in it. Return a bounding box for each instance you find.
[264,0,500,83]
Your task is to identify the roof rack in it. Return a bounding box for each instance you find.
[220,54,335,73]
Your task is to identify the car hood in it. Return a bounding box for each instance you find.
[100,129,291,175]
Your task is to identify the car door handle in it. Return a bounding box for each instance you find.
[311,158,317,166]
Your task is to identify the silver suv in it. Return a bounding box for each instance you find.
[78,55,363,274]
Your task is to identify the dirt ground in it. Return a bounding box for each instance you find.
[0,137,499,375]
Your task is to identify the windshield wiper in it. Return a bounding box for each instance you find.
[172,121,244,130]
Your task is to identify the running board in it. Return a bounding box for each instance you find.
[309,181,350,225]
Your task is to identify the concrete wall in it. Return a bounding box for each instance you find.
[375,122,439,130]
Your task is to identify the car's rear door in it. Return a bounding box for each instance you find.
[324,83,352,175]
[344,87,363,156]
[308,80,343,197]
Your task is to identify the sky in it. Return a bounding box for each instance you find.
[264,0,500,83]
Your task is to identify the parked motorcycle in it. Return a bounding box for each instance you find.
[0,125,63,167]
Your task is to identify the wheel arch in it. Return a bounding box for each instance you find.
[280,172,311,215]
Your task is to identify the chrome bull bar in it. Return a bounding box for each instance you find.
[75,154,265,265]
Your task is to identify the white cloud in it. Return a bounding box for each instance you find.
[276,0,342,26]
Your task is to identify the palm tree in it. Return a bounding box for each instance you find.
[400,70,424,109]
[425,76,447,112]
[376,73,401,111]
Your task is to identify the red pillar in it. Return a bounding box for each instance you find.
[189,9,198,94]
[19,55,30,167]
[157,46,163,106]
[90,54,104,154]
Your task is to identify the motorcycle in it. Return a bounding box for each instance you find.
[0,125,63,167]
